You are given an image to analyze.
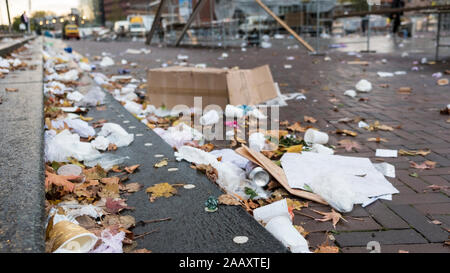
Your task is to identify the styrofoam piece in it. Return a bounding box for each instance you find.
[304,129,329,145]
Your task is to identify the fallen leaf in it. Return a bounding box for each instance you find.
[125,164,140,174]
[193,164,218,182]
[146,183,177,202]
[399,149,431,156]
[367,137,388,143]
[100,176,120,185]
[425,184,449,192]
[430,220,442,225]
[286,198,308,211]
[107,143,117,151]
[131,249,152,253]
[199,143,215,152]
[335,129,358,137]
[79,115,93,122]
[154,159,168,168]
[397,87,412,94]
[281,144,303,153]
[312,209,347,229]
[105,198,130,214]
[5,87,18,92]
[338,139,361,152]
[45,171,79,193]
[218,194,241,206]
[437,78,449,86]
[294,225,309,237]
[367,121,394,132]
[102,215,136,230]
[314,244,340,253]
[84,165,107,180]
[287,122,307,133]
[122,182,142,193]
[304,116,317,123]
[280,120,290,126]
[410,160,436,170]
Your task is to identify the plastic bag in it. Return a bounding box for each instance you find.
[89,229,125,253]
[76,87,105,107]
[67,91,85,102]
[52,118,95,138]
[200,110,220,125]
[98,123,134,147]
[249,132,266,152]
[91,136,110,151]
[153,123,203,149]
[355,79,372,92]
[45,130,100,163]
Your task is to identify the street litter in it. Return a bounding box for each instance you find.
[98,123,134,147]
[76,87,105,107]
[344,90,357,98]
[100,56,115,67]
[45,130,100,162]
[153,123,204,149]
[253,199,310,253]
[147,65,279,108]
[304,129,329,145]
[373,162,396,178]
[355,79,372,92]
[375,149,398,158]
[281,152,398,212]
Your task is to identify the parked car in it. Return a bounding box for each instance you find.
[63,24,80,40]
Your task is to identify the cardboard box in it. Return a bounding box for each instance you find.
[146,65,278,109]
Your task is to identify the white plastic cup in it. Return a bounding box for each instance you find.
[304,129,329,145]
[253,199,290,224]
[311,144,334,155]
[265,215,310,253]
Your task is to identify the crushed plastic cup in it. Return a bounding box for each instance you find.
[265,216,310,253]
[253,199,291,224]
[249,132,266,152]
[344,90,357,98]
[310,144,334,155]
[200,110,220,126]
[57,164,83,177]
[355,79,372,92]
[304,129,329,145]
[47,218,97,253]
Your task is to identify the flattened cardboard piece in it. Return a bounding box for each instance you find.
[235,145,328,205]
[147,65,278,109]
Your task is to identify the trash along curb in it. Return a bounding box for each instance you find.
[0,36,35,57]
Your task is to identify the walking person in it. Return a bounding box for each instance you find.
[390,0,405,34]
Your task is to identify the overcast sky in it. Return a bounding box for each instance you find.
[0,0,80,24]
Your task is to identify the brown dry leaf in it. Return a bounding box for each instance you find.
[312,209,347,229]
[105,198,130,214]
[280,120,290,126]
[338,139,361,152]
[398,250,409,253]
[194,164,219,182]
[437,78,449,86]
[379,83,389,88]
[218,194,241,206]
[399,149,431,156]
[131,249,152,253]
[304,116,317,124]
[99,183,120,199]
[45,171,79,193]
[335,129,358,137]
[430,220,442,225]
[287,122,307,133]
[367,137,388,143]
[125,164,140,174]
[410,160,436,170]
[314,243,340,253]
[367,121,394,132]
[5,87,18,92]
[397,87,412,94]
[122,182,142,193]
[154,159,168,168]
[146,183,177,202]
[107,143,118,151]
[102,215,136,230]
[294,225,309,237]
[100,176,120,185]
[425,184,450,192]
[84,165,107,180]
[199,143,215,152]
[286,198,308,211]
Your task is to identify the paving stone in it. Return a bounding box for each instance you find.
[334,229,427,247]
[365,202,409,229]
[341,243,450,253]
[414,203,450,215]
[390,193,450,205]
[388,204,449,243]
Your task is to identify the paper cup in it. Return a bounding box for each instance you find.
[253,199,290,224]
[265,216,310,253]
[304,129,329,145]
[311,144,334,155]
[48,220,97,253]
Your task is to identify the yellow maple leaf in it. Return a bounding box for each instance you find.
[146,183,177,202]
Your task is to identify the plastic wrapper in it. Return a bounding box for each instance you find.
[52,118,95,138]
[265,216,310,253]
[91,136,110,151]
[249,132,266,152]
[124,101,143,116]
[67,91,85,102]
[355,79,372,92]
[84,154,129,171]
[45,130,101,163]
[79,62,92,72]
[76,87,105,107]
[153,123,203,149]
[200,110,220,125]
[89,229,125,253]
[98,123,134,147]
[209,149,249,169]
[225,105,244,119]
[100,56,114,67]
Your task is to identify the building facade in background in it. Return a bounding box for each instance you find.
[79,0,105,25]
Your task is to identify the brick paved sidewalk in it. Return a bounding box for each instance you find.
[69,40,450,253]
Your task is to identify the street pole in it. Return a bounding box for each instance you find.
[28,0,31,34]
[6,0,12,33]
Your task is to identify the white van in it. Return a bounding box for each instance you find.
[114,21,130,35]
